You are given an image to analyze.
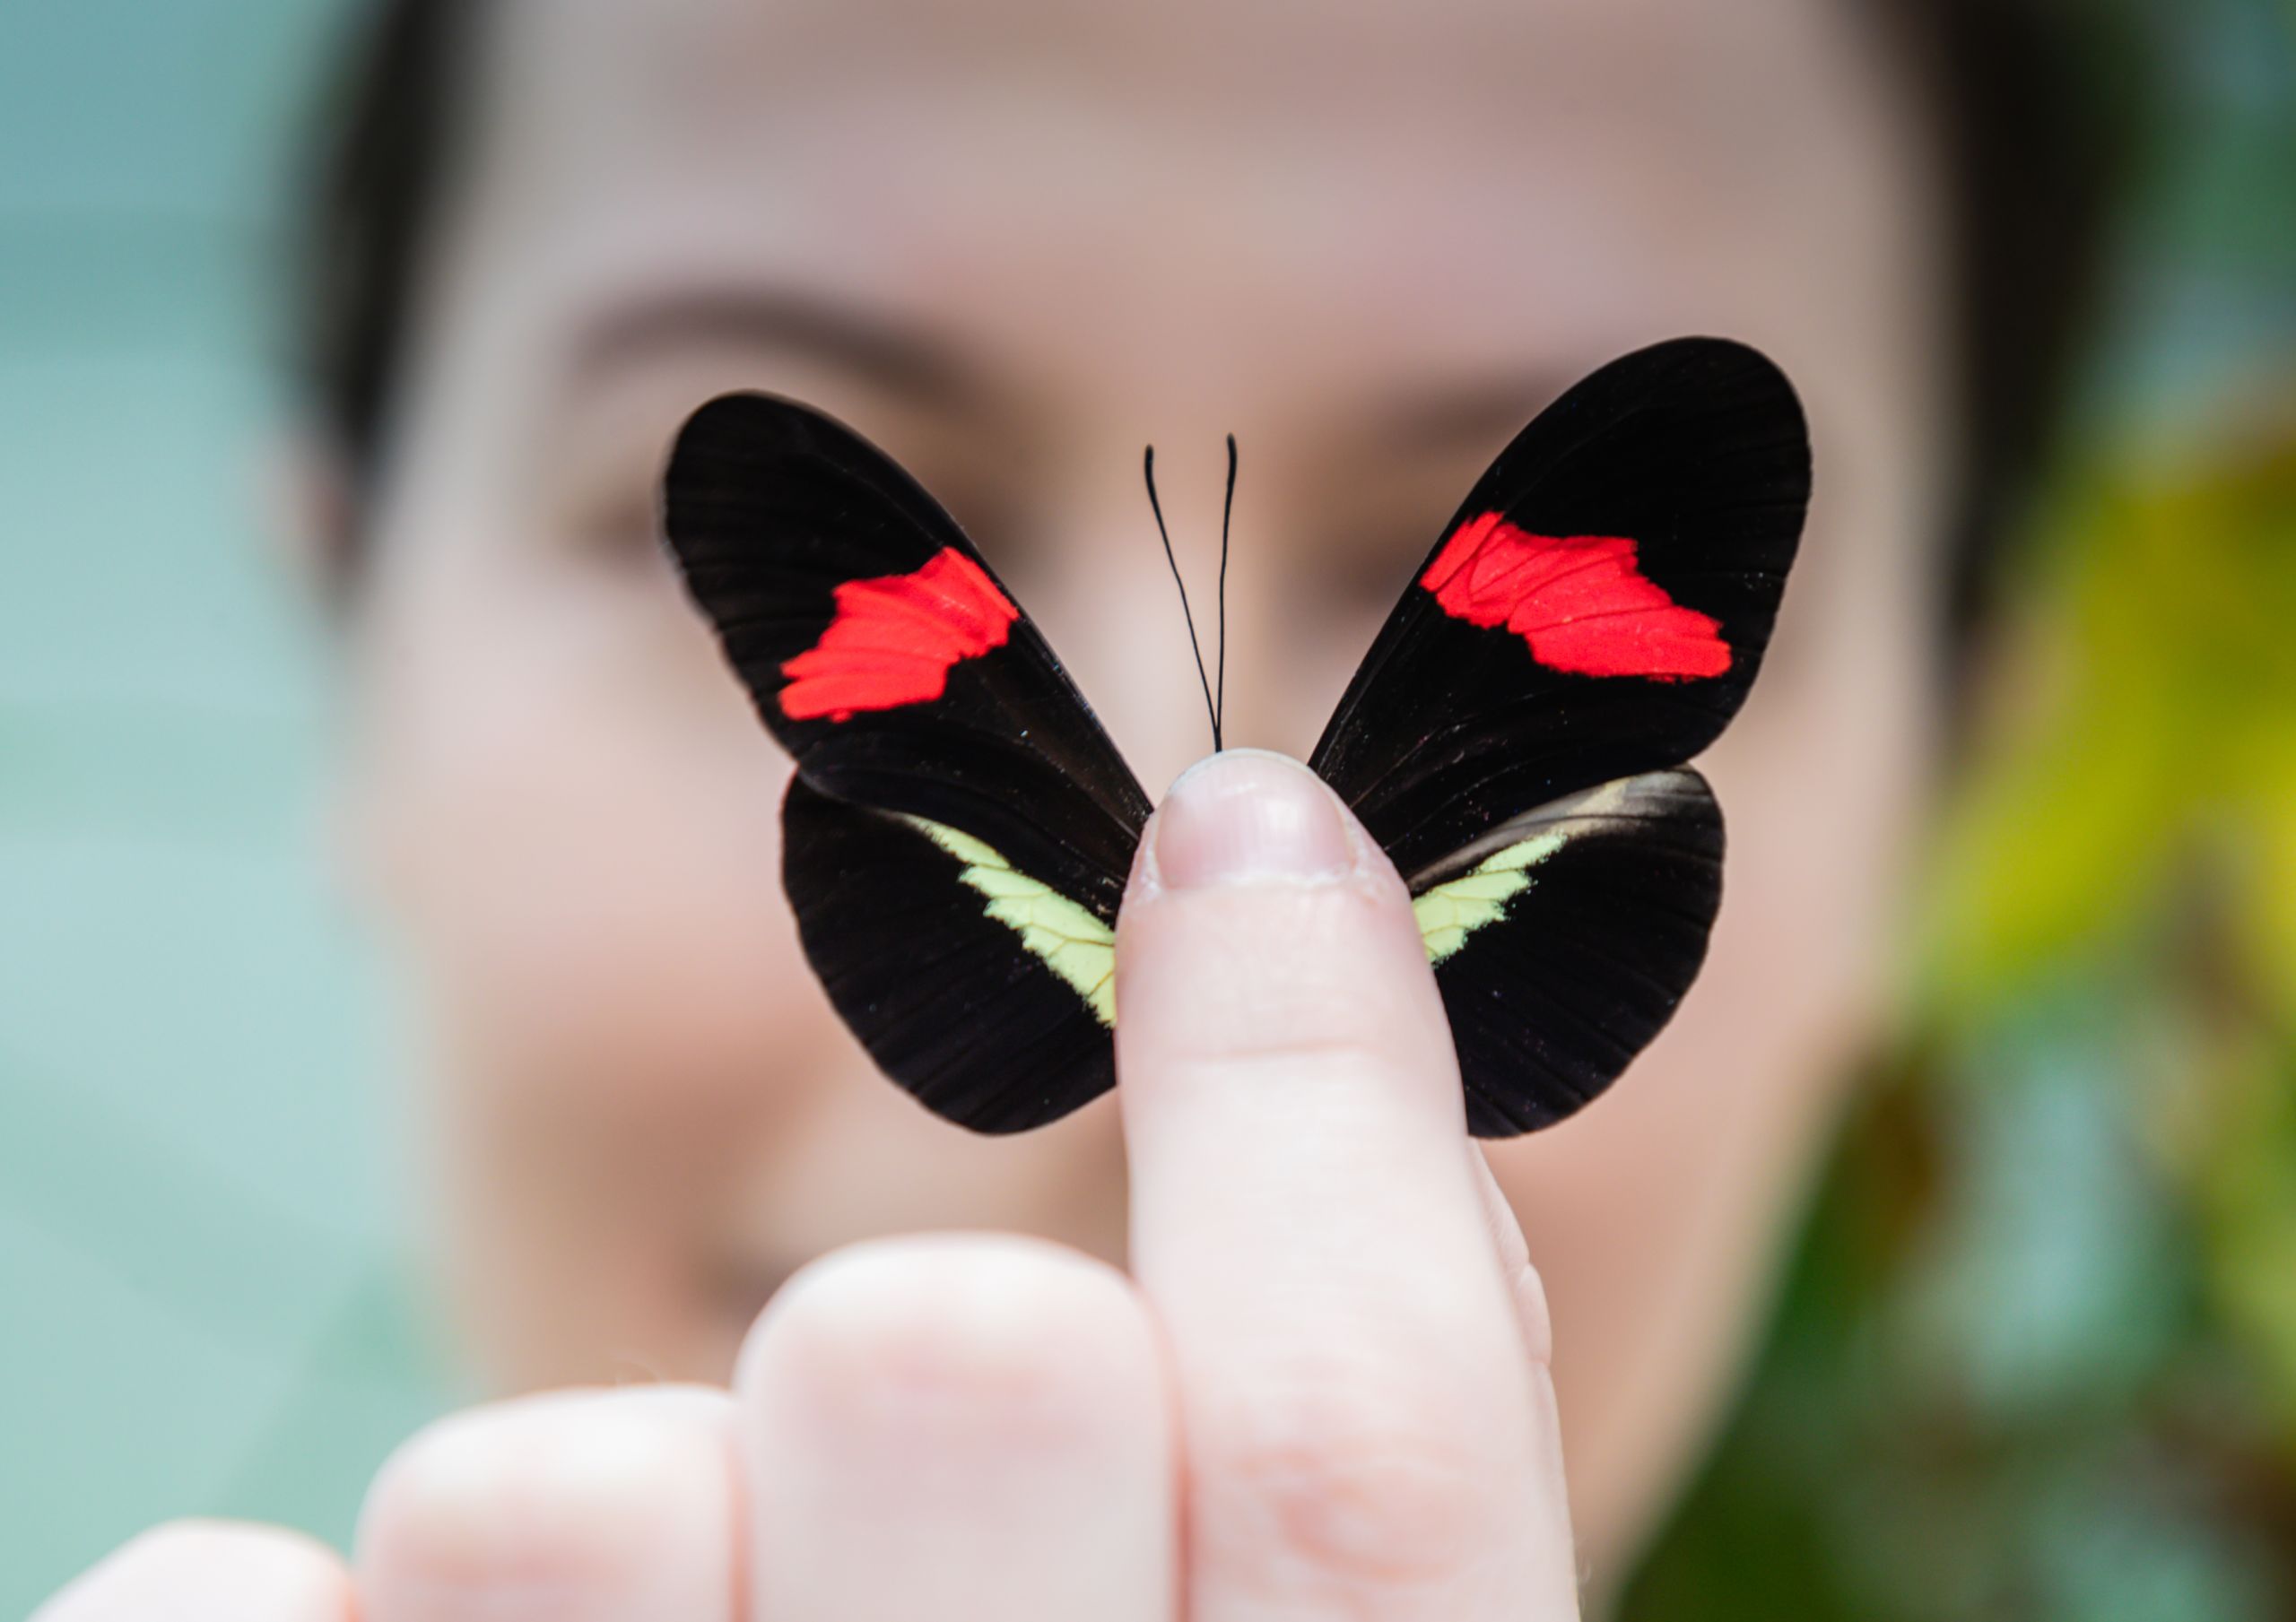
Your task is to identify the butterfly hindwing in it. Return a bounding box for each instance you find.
[780,776,1117,1132]
[1408,768,1724,1135]
[1309,337,1808,883]
[663,395,1145,1130]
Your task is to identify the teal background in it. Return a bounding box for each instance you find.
[1,4,449,1611]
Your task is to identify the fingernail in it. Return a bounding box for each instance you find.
[1152,750,1354,889]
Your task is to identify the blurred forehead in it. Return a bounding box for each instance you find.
[452,0,1930,409]
[494,0,1886,156]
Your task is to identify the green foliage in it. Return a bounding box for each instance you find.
[1922,435,2296,1025]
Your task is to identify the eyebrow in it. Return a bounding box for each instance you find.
[568,284,989,410]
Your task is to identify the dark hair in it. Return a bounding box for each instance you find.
[301,0,475,491]
[299,0,2139,642]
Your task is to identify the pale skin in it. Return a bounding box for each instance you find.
[39,0,1953,1612]
[47,756,1574,1618]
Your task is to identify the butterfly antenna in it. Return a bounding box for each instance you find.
[1217,434,1236,748]
[1144,445,1221,750]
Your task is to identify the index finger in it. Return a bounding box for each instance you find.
[1116,750,1579,1619]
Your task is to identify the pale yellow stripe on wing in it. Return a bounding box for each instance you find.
[1412,830,1568,965]
[897,815,1118,1026]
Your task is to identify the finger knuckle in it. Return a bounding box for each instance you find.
[1205,1360,1508,1590]
[745,1235,1162,1454]
[1509,1253,1556,1366]
[36,1521,348,1621]
[358,1392,726,1592]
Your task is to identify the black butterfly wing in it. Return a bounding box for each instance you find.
[1311,338,1809,1135]
[1309,337,1808,880]
[778,776,1120,1130]
[662,394,1149,1131]
[665,393,1152,917]
[1406,768,1724,1136]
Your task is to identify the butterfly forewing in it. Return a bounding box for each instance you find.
[1309,337,1808,883]
[662,395,1149,1129]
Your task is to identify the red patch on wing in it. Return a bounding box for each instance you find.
[780,547,1020,722]
[1419,512,1731,681]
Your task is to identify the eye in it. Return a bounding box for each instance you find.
[546,403,691,575]
[930,482,1034,577]
[903,469,1040,590]
[571,484,663,559]
[1300,517,1428,620]
[1332,531,1423,609]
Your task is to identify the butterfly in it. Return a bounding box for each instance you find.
[659,337,1808,1137]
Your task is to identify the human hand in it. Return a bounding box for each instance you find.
[38,750,1579,1621]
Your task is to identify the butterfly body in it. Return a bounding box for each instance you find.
[663,337,1809,1136]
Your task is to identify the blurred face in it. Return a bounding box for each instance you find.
[347,0,1949,1564]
